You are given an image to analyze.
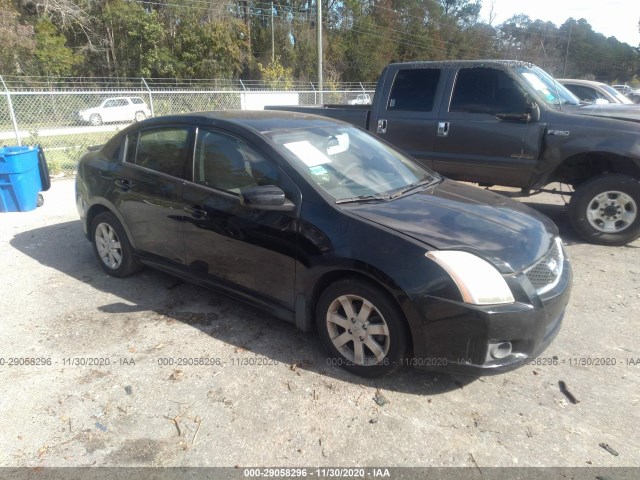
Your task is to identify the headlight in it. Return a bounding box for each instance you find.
[426,250,515,305]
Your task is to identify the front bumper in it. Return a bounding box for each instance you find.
[409,258,572,375]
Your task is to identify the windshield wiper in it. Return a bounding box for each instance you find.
[389,175,441,199]
[335,193,390,204]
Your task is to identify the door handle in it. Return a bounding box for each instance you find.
[184,205,208,219]
[114,178,132,191]
[437,122,450,137]
[377,119,387,134]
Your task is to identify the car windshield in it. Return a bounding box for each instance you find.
[266,125,439,202]
[516,66,581,107]
[601,85,634,104]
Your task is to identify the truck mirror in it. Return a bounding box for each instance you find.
[527,101,540,122]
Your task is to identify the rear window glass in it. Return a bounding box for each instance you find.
[130,97,145,105]
[388,69,441,112]
[126,127,190,179]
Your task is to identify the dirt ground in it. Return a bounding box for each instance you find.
[1,179,639,470]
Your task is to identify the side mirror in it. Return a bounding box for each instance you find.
[527,99,540,122]
[240,185,295,212]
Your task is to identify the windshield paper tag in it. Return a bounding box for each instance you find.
[309,165,328,175]
[284,141,332,167]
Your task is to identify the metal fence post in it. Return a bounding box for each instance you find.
[310,82,317,105]
[141,77,155,117]
[1,75,21,146]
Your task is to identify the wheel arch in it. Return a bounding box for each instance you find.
[86,202,137,249]
[550,152,640,187]
[300,268,417,355]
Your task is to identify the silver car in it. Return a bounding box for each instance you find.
[558,79,636,105]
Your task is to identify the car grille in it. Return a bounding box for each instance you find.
[524,238,564,295]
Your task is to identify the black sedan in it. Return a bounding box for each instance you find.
[76,111,572,378]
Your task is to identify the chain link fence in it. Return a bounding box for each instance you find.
[0,76,375,177]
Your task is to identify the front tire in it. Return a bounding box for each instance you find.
[316,279,408,378]
[134,111,146,122]
[569,174,640,245]
[91,212,142,277]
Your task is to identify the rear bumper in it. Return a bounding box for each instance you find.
[409,259,572,375]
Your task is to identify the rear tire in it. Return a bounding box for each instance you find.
[569,174,640,245]
[89,113,103,126]
[316,278,408,378]
[91,211,142,277]
[134,111,146,122]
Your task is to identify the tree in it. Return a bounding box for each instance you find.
[34,17,77,76]
[0,0,36,74]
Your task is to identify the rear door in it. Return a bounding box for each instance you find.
[432,66,543,187]
[114,125,193,265]
[181,127,300,309]
[370,67,446,169]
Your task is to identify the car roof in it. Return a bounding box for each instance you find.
[387,59,534,68]
[134,110,349,134]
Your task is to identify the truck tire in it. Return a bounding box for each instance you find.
[569,174,640,245]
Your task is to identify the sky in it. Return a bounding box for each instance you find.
[479,0,640,47]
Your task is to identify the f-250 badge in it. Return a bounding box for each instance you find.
[547,129,571,136]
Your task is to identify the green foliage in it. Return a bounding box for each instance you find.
[257,56,294,89]
[34,17,77,76]
[0,0,35,74]
[173,17,250,78]
[0,0,637,84]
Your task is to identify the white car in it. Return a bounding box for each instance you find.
[348,93,371,105]
[78,97,152,126]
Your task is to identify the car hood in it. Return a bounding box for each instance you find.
[346,180,558,272]
[566,103,640,122]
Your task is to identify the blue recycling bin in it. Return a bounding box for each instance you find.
[0,146,50,212]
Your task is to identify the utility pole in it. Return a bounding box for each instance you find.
[317,0,323,104]
[271,1,275,63]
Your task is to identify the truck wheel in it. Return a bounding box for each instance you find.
[316,279,408,378]
[134,111,146,122]
[569,174,640,245]
[89,114,103,126]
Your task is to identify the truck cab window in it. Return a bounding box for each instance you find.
[450,68,527,114]
[388,69,441,111]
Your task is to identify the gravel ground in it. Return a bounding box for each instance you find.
[0,179,639,469]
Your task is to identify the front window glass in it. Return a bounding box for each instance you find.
[194,130,279,194]
[267,125,438,202]
[450,67,527,114]
[516,66,580,107]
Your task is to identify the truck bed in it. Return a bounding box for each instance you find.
[266,104,370,130]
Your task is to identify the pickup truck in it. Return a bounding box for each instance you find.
[269,60,640,246]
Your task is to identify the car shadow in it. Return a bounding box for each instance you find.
[10,220,475,395]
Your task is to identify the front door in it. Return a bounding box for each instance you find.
[432,66,544,188]
[181,128,300,309]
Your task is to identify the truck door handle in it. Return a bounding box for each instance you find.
[377,119,387,134]
[437,122,450,137]
[114,178,132,191]
[184,204,207,219]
